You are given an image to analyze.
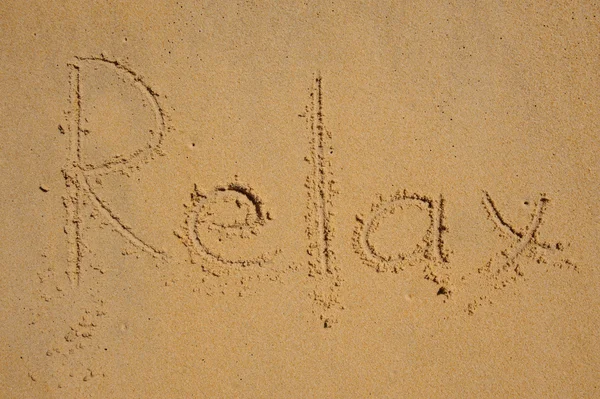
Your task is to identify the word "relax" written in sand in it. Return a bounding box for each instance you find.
[61,56,576,320]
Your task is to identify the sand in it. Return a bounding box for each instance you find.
[1,1,599,397]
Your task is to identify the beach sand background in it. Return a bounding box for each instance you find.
[1,1,599,397]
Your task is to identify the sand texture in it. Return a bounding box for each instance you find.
[1,1,599,397]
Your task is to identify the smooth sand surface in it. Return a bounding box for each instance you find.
[1,1,599,397]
